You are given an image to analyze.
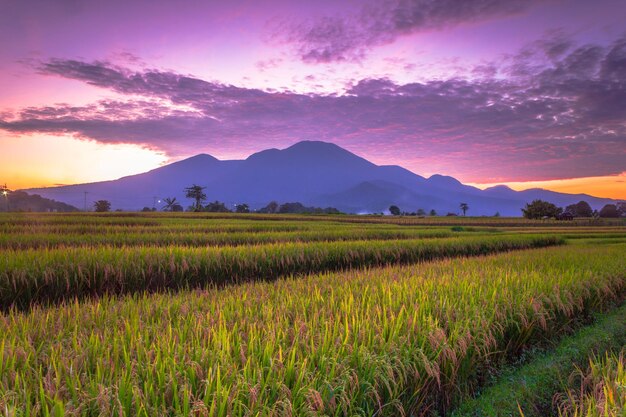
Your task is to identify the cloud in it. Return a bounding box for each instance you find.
[278,0,547,63]
[1,35,625,182]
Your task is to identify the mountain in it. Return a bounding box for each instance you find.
[1,190,79,212]
[23,141,620,215]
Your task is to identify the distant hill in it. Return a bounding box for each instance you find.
[23,141,620,215]
[1,190,79,212]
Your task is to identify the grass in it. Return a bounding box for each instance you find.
[451,303,626,417]
[555,349,625,417]
[0,243,624,416]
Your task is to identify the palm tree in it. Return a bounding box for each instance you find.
[184,185,207,212]
[162,197,178,212]
[460,202,469,216]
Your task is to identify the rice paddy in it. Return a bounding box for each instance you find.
[0,212,624,416]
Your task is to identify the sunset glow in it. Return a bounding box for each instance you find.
[0,134,167,190]
[470,172,626,200]
[0,0,624,199]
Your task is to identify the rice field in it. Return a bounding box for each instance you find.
[0,213,624,416]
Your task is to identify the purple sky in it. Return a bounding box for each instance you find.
[0,0,625,195]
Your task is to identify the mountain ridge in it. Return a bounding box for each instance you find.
[23,141,620,215]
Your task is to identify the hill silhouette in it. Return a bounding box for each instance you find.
[24,141,619,215]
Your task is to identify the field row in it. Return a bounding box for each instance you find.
[0,235,560,310]
[0,228,459,250]
[2,212,624,228]
[2,229,625,251]
[0,244,623,416]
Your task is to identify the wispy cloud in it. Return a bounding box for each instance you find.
[277,0,547,63]
[1,34,625,182]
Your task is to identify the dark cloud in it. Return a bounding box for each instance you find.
[279,0,547,63]
[1,35,626,181]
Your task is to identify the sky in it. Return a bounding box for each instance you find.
[0,0,625,198]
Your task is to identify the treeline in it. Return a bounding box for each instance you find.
[387,203,475,217]
[138,184,341,214]
[522,199,626,219]
[139,200,341,214]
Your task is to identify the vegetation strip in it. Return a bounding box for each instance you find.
[0,244,623,416]
[1,212,624,228]
[451,303,626,417]
[0,235,560,310]
[0,228,456,249]
[554,349,625,417]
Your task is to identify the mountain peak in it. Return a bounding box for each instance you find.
[245,141,374,168]
[154,153,219,173]
[184,153,218,162]
[427,174,462,186]
[285,140,344,152]
[485,184,514,192]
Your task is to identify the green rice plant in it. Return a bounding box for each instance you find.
[0,228,456,249]
[0,235,561,310]
[1,212,623,228]
[554,349,625,417]
[0,244,623,416]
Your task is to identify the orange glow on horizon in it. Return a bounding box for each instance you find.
[2,133,624,201]
[0,134,168,190]
[470,172,626,200]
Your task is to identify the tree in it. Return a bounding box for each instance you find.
[389,205,401,216]
[235,203,250,213]
[184,184,207,212]
[494,212,500,217]
[599,204,620,218]
[429,209,437,216]
[94,200,111,212]
[205,201,231,212]
[162,197,181,212]
[258,201,279,214]
[617,202,626,217]
[278,202,306,213]
[460,202,469,216]
[522,200,562,219]
[565,200,593,217]
[416,208,426,216]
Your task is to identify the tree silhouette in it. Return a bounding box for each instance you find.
[460,202,469,216]
[184,185,207,212]
[205,200,230,212]
[429,209,437,216]
[565,200,593,217]
[599,204,620,218]
[235,203,250,213]
[389,205,400,216]
[93,200,111,212]
[162,197,178,212]
[522,200,562,219]
[258,201,279,214]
